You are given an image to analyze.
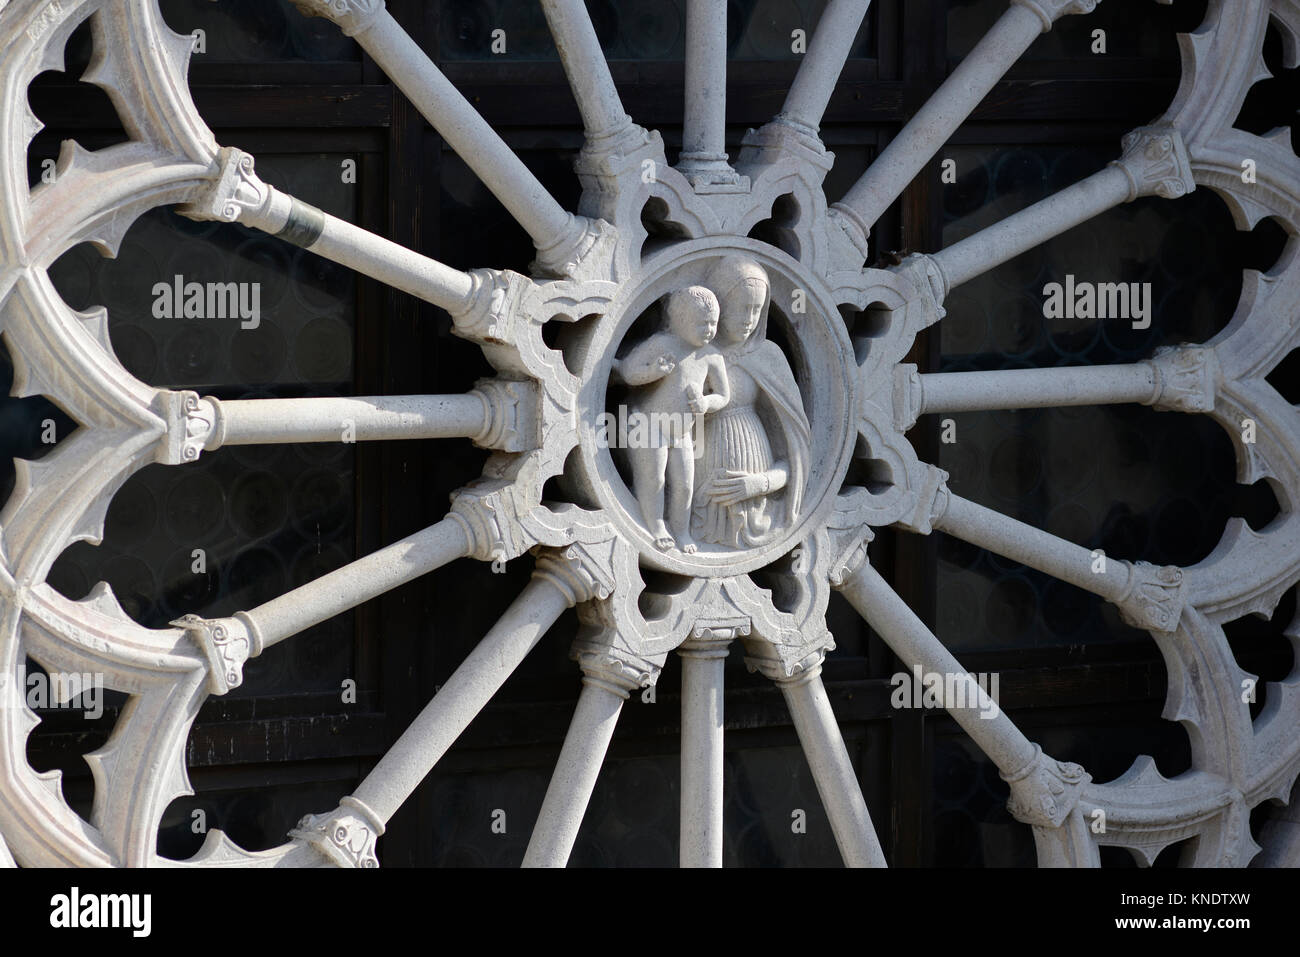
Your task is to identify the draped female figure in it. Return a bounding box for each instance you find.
[692,256,811,548]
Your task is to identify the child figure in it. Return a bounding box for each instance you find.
[614,285,730,553]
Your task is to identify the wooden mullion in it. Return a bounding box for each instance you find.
[27,79,1172,132]
[881,0,949,870]
[184,61,364,87]
[411,0,444,870]
[360,0,430,869]
[24,654,1167,772]
[875,0,901,82]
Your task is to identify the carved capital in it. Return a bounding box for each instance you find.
[1012,0,1099,32]
[1116,561,1186,633]
[827,203,872,264]
[289,796,384,868]
[825,500,875,587]
[656,615,743,665]
[893,465,951,536]
[534,542,617,606]
[1002,745,1090,828]
[1111,125,1196,201]
[450,269,530,346]
[288,0,385,36]
[171,611,261,696]
[448,481,533,562]
[685,617,749,649]
[532,215,619,282]
[571,641,658,697]
[573,128,667,230]
[470,378,540,452]
[675,153,750,194]
[744,646,825,683]
[178,147,272,224]
[156,391,219,464]
[892,364,923,432]
[1147,345,1218,413]
[893,253,949,327]
[740,119,833,167]
[575,121,657,176]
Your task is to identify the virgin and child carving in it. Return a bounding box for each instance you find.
[612,256,813,555]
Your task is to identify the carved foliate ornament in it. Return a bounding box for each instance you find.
[1148,345,1219,414]
[1116,563,1187,633]
[170,613,261,695]
[1013,0,1101,33]
[290,797,385,868]
[179,147,272,224]
[1003,746,1091,829]
[1112,124,1197,201]
[288,0,386,37]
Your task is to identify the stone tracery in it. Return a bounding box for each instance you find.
[0,0,1297,870]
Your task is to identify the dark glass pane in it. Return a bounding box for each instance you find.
[439,0,874,61]
[420,739,857,866]
[39,153,361,697]
[935,144,1256,653]
[157,777,358,857]
[946,0,1197,66]
[158,0,360,62]
[930,710,1191,866]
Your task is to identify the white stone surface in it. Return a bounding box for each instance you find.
[0,0,1296,869]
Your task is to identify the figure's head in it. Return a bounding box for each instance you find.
[666,285,720,348]
[705,256,770,345]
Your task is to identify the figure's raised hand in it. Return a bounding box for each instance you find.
[685,384,706,414]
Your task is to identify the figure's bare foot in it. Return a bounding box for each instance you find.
[648,520,674,551]
[681,542,698,555]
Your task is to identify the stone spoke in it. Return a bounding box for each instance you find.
[915,346,1217,416]
[249,517,472,649]
[522,646,652,868]
[172,518,470,692]
[838,561,1033,772]
[932,492,1187,634]
[919,366,1154,414]
[679,632,730,867]
[161,383,539,462]
[288,569,574,866]
[540,0,641,156]
[925,125,1195,294]
[182,148,476,311]
[288,1,599,275]
[777,0,873,139]
[522,682,625,868]
[345,552,595,832]
[747,646,886,867]
[679,0,744,189]
[205,394,489,446]
[830,0,1099,258]
[784,670,887,867]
